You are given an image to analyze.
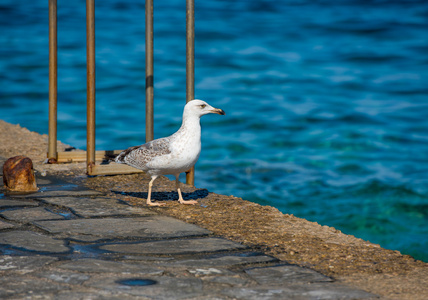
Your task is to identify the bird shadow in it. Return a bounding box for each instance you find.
[111,189,209,202]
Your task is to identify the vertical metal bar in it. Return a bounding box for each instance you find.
[186,0,195,104]
[186,0,195,186]
[145,0,154,142]
[48,0,57,161]
[86,0,96,173]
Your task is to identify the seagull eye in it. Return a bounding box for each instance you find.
[200,104,206,109]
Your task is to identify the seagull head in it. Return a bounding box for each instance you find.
[184,99,226,117]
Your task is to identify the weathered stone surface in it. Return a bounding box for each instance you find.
[205,274,252,287]
[222,287,299,299]
[0,255,58,274]
[35,270,91,285]
[10,189,102,198]
[87,275,204,299]
[40,196,156,217]
[235,265,376,299]
[0,207,65,222]
[221,284,376,300]
[58,258,164,275]
[160,253,278,268]
[0,198,38,208]
[187,267,235,277]
[299,283,377,299]
[33,216,211,239]
[0,220,14,229]
[0,276,67,298]
[0,231,69,253]
[101,237,247,255]
[2,155,38,192]
[65,235,109,243]
[0,163,378,300]
[246,265,333,285]
[55,291,142,300]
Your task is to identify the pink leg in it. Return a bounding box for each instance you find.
[146,176,165,206]
[175,175,197,205]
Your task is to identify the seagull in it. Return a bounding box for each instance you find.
[115,99,225,206]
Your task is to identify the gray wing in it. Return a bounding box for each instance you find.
[115,137,172,170]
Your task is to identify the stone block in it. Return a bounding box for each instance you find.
[245,264,333,285]
[35,270,91,285]
[33,216,211,239]
[40,196,156,218]
[0,255,58,274]
[100,237,247,255]
[0,199,38,208]
[87,275,204,299]
[0,220,14,230]
[0,276,67,298]
[9,189,102,198]
[59,258,164,275]
[0,231,69,253]
[222,284,376,300]
[1,207,65,222]
[161,253,278,268]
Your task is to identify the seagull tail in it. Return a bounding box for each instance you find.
[115,145,140,164]
[114,151,126,164]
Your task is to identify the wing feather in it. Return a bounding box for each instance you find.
[115,137,172,170]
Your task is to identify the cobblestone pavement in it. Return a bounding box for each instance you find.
[0,174,377,299]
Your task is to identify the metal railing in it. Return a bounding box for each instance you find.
[48,0,57,162]
[47,0,196,186]
[186,0,195,186]
[86,0,96,171]
[145,0,154,143]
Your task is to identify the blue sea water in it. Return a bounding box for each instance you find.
[1,0,428,261]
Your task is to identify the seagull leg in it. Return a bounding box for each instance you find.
[175,175,198,205]
[147,175,165,206]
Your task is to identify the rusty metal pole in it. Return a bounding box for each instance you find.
[48,0,57,161]
[145,0,154,142]
[86,0,96,173]
[186,0,195,186]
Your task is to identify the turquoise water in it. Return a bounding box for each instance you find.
[1,0,428,261]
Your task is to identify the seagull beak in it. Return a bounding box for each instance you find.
[210,108,226,115]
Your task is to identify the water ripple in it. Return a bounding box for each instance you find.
[1,0,428,262]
